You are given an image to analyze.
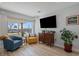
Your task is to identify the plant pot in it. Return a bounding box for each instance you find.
[64,43,72,52]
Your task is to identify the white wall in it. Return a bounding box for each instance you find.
[35,17,41,35]
[0,14,8,35]
[35,4,79,52]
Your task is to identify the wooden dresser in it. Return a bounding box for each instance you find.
[39,31,55,47]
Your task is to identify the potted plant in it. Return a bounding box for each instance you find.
[60,28,77,52]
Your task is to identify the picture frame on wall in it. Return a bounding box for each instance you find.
[66,15,79,25]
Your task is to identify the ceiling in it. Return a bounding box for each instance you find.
[0,2,78,17]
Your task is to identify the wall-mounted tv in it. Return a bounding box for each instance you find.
[40,15,57,28]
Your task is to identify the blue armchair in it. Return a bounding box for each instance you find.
[3,36,23,51]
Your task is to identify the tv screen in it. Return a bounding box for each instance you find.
[40,15,57,28]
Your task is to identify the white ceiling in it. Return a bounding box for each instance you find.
[0,2,78,17]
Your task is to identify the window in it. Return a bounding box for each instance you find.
[8,21,35,37]
[23,21,34,34]
[8,22,19,33]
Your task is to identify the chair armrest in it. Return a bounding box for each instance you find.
[3,39,13,43]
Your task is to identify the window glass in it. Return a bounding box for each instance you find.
[8,22,18,33]
[23,22,33,34]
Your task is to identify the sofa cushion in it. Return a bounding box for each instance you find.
[13,40,21,44]
[14,40,22,49]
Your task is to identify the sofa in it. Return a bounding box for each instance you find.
[3,36,23,51]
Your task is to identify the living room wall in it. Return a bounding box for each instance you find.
[0,14,8,35]
[35,4,79,52]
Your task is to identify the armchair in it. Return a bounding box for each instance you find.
[3,36,23,51]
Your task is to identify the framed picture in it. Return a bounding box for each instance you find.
[66,15,79,25]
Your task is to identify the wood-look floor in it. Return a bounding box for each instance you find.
[0,44,79,56]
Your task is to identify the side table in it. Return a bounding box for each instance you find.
[22,37,27,45]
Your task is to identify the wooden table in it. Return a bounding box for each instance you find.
[22,37,27,45]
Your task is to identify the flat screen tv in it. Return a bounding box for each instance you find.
[40,15,57,28]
